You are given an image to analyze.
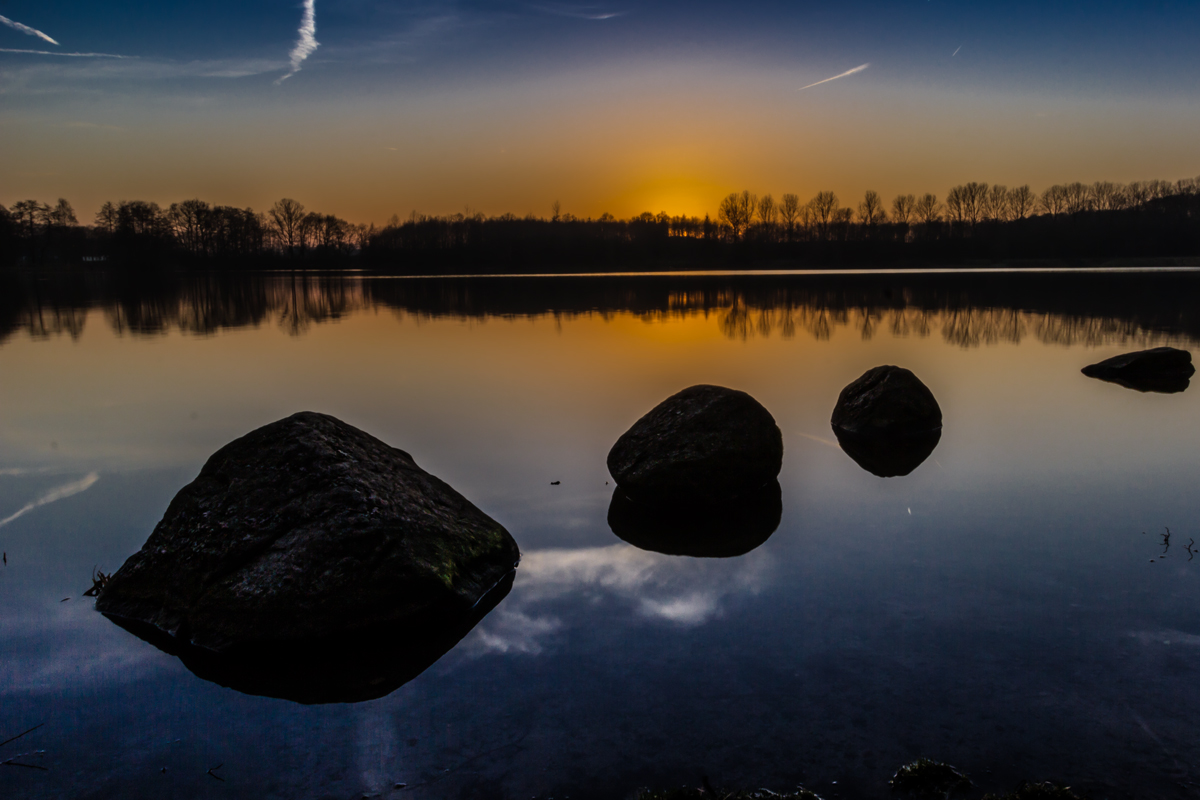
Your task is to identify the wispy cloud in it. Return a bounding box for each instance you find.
[0,48,131,59]
[797,62,870,92]
[530,3,626,20]
[0,472,99,529]
[278,0,319,83]
[0,14,59,46]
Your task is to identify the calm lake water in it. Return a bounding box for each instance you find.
[2,269,1199,800]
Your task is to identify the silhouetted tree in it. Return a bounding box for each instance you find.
[808,191,839,241]
[269,198,306,256]
[857,190,887,226]
[891,194,916,225]
[779,193,801,241]
[1008,186,1036,219]
[914,193,942,225]
[756,194,777,239]
[718,191,756,240]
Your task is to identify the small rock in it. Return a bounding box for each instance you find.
[607,385,783,501]
[831,366,941,437]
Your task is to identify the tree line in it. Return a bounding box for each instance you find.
[2,174,1198,271]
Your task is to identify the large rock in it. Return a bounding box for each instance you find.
[606,385,784,501]
[96,412,520,656]
[831,366,942,437]
[1081,347,1194,393]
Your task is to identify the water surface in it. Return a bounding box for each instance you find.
[1,270,1199,799]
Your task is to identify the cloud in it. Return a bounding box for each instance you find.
[797,62,870,92]
[462,543,774,657]
[0,14,59,46]
[0,48,130,59]
[0,472,99,529]
[531,4,626,20]
[278,0,319,83]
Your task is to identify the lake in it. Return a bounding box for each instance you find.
[1,268,1199,800]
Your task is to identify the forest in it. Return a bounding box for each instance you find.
[2,176,1198,272]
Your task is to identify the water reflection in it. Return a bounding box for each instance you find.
[102,571,514,705]
[833,429,943,478]
[2,269,1198,347]
[606,480,782,558]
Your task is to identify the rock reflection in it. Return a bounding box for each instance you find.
[607,480,782,558]
[833,428,942,478]
[102,571,513,704]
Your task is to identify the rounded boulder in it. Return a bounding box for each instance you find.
[606,385,784,501]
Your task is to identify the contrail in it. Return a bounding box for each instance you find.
[952,45,961,57]
[797,62,870,92]
[278,0,318,83]
[0,14,59,45]
[0,473,99,529]
[0,48,130,58]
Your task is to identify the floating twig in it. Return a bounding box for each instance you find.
[207,763,225,782]
[82,567,110,597]
[1,759,48,771]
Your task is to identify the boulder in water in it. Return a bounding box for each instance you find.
[1081,347,1194,394]
[606,385,784,501]
[96,412,520,660]
[831,366,942,437]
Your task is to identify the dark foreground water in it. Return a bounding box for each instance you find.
[1,269,1199,800]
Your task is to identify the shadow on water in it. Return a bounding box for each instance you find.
[607,480,782,558]
[101,570,514,705]
[833,428,943,478]
[2,268,1200,348]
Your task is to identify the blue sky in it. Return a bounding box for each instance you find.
[3,1,1199,221]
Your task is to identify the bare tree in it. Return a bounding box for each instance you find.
[268,198,306,255]
[717,191,756,240]
[779,193,801,241]
[891,194,916,225]
[1008,186,1036,219]
[857,190,887,226]
[914,193,943,225]
[756,194,777,238]
[946,182,988,225]
[1038,185,1067,216]
[1090,181,1124,211]
[551,200,561,222]
[983,185,1010,221]
[1062,182,1090,213]
[807,191,839,240]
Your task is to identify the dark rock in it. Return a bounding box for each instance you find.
[606,385,783,501]
[96,411,520,657]
[833,428,942,478]
[607,480,782,558]
[1081,346,1194,393]
[831,366,942,437]
[104,571,513,704]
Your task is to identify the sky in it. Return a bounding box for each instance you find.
[2,1,1200,224]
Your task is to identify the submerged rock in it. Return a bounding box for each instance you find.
[96,411,520,661]
[833,427,942,478]
[831,366,942,437]
[1081,346,1194,393]
[607,385,784,501]
[607,480,782,558]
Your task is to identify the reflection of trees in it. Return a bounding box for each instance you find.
[1,272,1198,352]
